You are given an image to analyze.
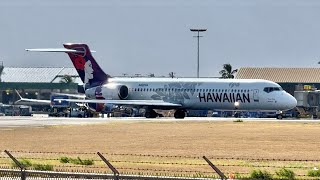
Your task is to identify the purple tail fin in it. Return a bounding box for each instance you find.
[63,43,110,88]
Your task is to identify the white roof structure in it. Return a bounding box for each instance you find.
[1,67,82,84]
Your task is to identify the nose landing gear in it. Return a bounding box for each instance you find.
[276,110,283,119]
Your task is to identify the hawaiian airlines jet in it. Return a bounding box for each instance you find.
[26,43,297,119]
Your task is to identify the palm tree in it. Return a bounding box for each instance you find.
[168,72,175,78]
[59,75,74,84]
[219,64,238,79]
[148,73,155,77]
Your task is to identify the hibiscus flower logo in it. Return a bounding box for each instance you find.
[72,56,86,70]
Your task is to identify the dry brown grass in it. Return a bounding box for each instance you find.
[1,120,320,178]
[1,120,320,159]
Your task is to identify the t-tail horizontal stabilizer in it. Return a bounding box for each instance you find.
[25,48,96,53]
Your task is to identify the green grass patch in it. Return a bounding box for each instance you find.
[12,159,32,168]
[59,157,70,163]
[275,168,295,180]
[250,169,272,180]
[59,156,94,165]
[11,159,53,171]
[233,119,243,122]
[307,169,320,177]
[32,163,53,171]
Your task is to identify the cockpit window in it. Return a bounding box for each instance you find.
[264,87,283,93]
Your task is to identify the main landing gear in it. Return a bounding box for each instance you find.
[145,109,158,118]
[145,109,186,119]
[174,109,186,119]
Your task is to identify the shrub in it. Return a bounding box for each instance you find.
[12,159,32,168]
[32,164,53,171]
[19,159,32,167]
[233,119,243,122]
[81,159,94,165]
[250,169,272,180]
[59,157,70,163]
[307,169,320,177]
[276,168,295,180]
[69,157,82,165]
[69,157,94,165]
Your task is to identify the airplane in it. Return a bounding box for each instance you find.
[26,43,297,119]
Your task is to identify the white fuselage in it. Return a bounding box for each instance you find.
[85,78,297,111]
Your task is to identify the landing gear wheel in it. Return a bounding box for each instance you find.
[145,109,157,118]
[276,114,283,119]
[174,109,186,119]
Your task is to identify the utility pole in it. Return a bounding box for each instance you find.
[190,29,207,78]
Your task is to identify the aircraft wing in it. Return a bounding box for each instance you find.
[14,90,51,105]
[54,99,182,107]
[15,98,51,105]
[52,92,86,99]
[14,90,87,105]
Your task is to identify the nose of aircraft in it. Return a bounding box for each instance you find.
[286,93,297,110]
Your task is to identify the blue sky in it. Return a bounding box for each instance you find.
[1,0,320,77]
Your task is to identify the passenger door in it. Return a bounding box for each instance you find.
[253,89,259,102]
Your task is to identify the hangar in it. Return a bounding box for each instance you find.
[235,67,320,95]
[0,66,81,104]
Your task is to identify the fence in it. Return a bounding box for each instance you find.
[0,150,225,180]
[0,169,218,180]
[1,150,320,179]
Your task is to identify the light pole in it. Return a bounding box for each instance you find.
[190,28,207,78]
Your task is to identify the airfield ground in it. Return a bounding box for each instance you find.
[0,117,320,178]
[0,118,320,159]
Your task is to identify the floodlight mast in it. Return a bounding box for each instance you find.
[190,29,207,78]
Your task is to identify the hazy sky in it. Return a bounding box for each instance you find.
[1,0,320,77]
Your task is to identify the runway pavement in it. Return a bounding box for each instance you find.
[0,115,319,128]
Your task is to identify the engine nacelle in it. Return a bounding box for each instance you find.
[85,84,129,111]
[86,84,129,112]
[98,84,129,100]
[118,85,129,100]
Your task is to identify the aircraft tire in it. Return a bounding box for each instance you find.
[276,114,283,119]
[145,109,157,118]
[174,109,186,119]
